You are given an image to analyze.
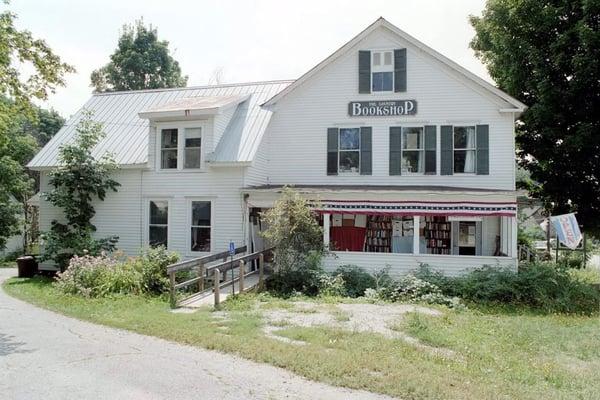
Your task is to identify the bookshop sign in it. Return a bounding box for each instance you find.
[348,100,417,117]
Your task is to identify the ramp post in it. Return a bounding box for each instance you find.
[169,271,176,308]
[258,253,265,290]
[214,268,221,309]
[239,260,245,292]
[198,264,205,292]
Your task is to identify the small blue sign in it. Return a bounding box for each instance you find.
[229,241,235,255]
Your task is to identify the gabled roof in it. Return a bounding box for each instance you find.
[28,80,293,169]
[263,17,526,112]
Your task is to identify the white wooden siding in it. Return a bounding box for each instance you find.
[324,252,517,277]
[39,167,248,260]
[265,28,515,190]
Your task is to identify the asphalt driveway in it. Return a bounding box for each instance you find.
[0,268,393,400]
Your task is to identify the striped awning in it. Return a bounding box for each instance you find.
[312,199,517,217]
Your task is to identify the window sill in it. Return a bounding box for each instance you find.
[156,168,208,174]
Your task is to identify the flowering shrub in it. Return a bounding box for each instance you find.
[55,253,140,297]
[380,274,464,309]
[318,273,346,297]
[54,248,179,298]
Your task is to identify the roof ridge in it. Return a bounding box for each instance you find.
[92,79,296,96]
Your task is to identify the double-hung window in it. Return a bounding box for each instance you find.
[372,50,394,92]
[190,201,211,252]
[159,125,203,170]
[161,129,178,169]
[453,126,476,173]
[149,200,168,248]
[338,128,360,173]
[184,128,202,169]
[401,127,424,174]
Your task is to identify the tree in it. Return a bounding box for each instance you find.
[91,20,188,92]
[42,111,120,269]
[470,0,600,234]
[260,187,324,272]
[0,1,74,250]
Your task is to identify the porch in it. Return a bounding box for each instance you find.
[245,185,518,276]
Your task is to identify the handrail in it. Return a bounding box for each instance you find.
[167,246,272,308]
[167,246,247,274]
[205,247,275,274]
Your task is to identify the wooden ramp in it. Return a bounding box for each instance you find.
[179,273,262,308]
[167,246,273,309]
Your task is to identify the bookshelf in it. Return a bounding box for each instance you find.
[424,216,451,255]
[365,215,392,252]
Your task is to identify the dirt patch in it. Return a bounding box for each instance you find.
[257,301,455,358]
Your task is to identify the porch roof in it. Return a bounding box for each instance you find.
[243,185,517,217]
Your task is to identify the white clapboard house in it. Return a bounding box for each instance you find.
[29,18,525,276]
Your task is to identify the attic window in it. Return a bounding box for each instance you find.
[161,129,178,169]
[372,51,393,92]
[184,128,202,169]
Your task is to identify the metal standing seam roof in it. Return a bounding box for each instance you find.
[27,80,294,169]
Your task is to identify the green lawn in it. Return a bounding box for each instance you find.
[4,276,600,400]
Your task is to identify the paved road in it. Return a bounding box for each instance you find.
[0,268,393,400]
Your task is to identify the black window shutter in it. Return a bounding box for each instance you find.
[394,49,407,92]
[440,125,453,175]
[389,127,402,175]
[424,125,436,175]
[327,128,339,175]
[358,51,371,94]
[476,124,489,175]
[360,127,372,175]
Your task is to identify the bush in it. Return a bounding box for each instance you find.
[55,254,141,297]
[384,274,463,309]
[135,246,179,295]
[266,251,324,296]
[333,265,376,297]
[414,262,600,314]
[54,247,179,298]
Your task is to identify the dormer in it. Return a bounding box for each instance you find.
[138,94,249,171]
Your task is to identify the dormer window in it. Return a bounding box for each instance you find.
[161,129,178,169]
[157,123,205,171]
[184,128,202,169]
[372,51,394,92]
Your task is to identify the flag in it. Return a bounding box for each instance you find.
[550,213,582,250]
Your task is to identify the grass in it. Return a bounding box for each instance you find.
[0,261,16,268]
[4,276,600,400]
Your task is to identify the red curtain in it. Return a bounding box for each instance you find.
[330,227,366,251]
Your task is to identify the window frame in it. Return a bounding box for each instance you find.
[186,197,215,255]
[400,126,425,175]
[371,50,394,93]
[156,121,207,172]
[146,198,171,249]
[337,127,361,175]
[452,125,477,174]
[183,127,202,169]
[160,128,179,170]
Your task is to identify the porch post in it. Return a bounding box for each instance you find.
[323,213,330,249]
[511,216,518,258]
[413,215,420,254]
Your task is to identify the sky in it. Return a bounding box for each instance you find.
[9,0,490,118]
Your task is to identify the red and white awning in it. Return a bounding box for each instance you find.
[312,199,516,217]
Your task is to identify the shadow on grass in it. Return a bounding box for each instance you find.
[4,276,54,288]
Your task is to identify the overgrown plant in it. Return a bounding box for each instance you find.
[261,187,325,273]
[41,111,120,269]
